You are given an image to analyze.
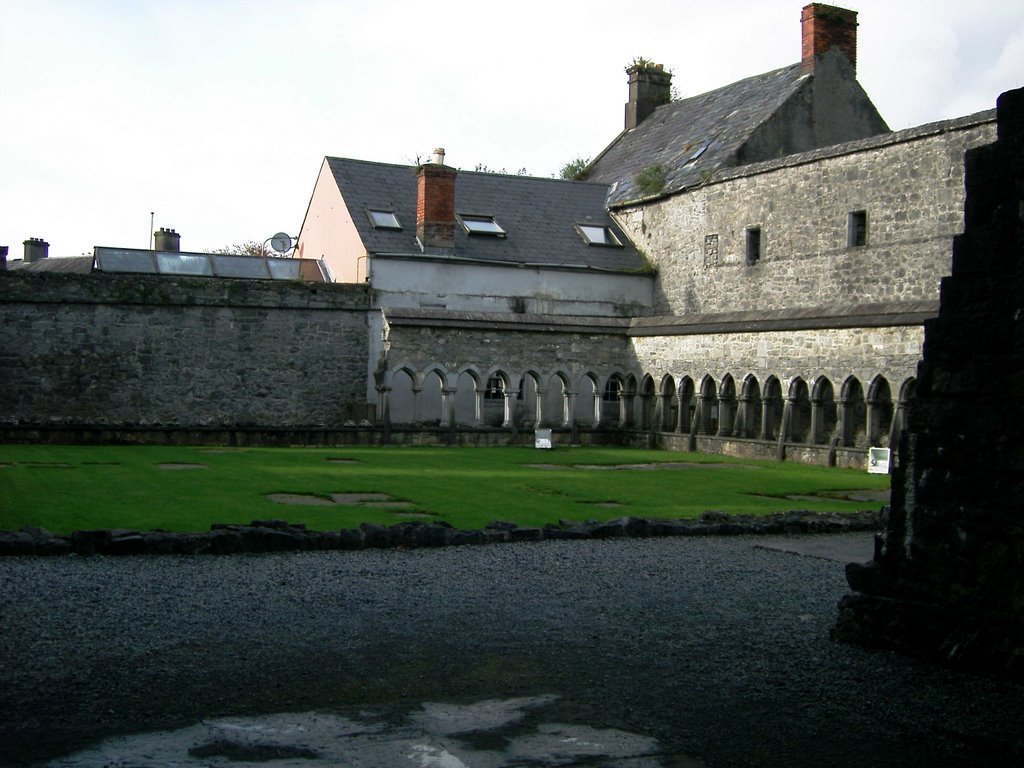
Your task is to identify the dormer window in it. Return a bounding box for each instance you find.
[367,209,401,230]
[459,214,506,236]
[576,224,622,247]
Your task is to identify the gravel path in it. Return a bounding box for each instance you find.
[1,535,1021,767]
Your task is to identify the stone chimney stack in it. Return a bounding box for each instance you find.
[801,4,858,73]
[153,228,181,252]
[23,238,49,263]
[416,148,456,249]
[625,62,672,130]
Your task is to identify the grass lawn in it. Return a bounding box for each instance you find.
[0,444,890,535]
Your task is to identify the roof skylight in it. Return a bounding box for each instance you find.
[576,224,622,247]
[459,214,506,236]
[368,209,402,229]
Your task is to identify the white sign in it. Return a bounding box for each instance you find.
[868,447,890,474]
[534,428,553,449]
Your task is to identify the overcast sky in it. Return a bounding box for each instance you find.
[2,0,1022,258]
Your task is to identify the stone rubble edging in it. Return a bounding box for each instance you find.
[0,509,886,557]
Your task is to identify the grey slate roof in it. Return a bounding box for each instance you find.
[325,158,649,272]
[588,64,810,207]
[8,256,95,274]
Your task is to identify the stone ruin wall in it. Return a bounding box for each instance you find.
[615,115,996,316]
[0,272,371,434]
[834,87,1024,675]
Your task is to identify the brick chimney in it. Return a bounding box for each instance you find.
[801,4,858,73]
[23,238,49,263]
[625,62,672,130]
[153,228,180,252]
[416,148,456,249]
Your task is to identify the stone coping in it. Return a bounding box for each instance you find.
[0,509,884,557]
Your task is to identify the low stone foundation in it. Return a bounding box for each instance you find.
[0,509,884,557]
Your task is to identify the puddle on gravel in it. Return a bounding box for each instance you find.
[41,696,703,767]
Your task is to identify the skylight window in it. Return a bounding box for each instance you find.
[459,214,506,236]
[367,209,401,230]
[576,224,622,247]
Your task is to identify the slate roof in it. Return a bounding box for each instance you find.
[8,256,95,274]
[325,158,649,272]
[588,63,811,207]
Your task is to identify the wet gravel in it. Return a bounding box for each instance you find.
[1,535,1022,767]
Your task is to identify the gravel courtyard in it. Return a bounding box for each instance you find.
[1,535,1022,767]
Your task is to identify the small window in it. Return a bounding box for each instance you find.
[367,209,401,230]
[576,224,622,247]
[459,214,506,236]
[602,379,622,402]
[484,376,506,399]
[745,226,761,265]
[848,211,867,247]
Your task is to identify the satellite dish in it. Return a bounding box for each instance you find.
[270,232,293,254]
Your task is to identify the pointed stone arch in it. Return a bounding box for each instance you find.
[761,376,784,440]
[639,374,657,430]
[483,368,513,427]
[660,374,678,431]
[718,374,737,436]
[811,376,837,445]
[785,377,812,443]
[736,374,762,438]
[840,376,867,447]
[677,376,696,434]
[867,375,894,447]
[697,375,719,434]
[576,372,600,427]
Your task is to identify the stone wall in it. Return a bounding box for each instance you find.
[615,114,996,315]
[833,87,1024,676]
[0,272,372,431]
[630,320,924,392]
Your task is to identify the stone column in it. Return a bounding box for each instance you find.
[564,390,576,429]
[440,387,456,428]
[533,387,545,428]
[473,388,485,427]
[734,394,750,437]
[410,385,422,425]
[675,392,687,433]
[502,391,514,429]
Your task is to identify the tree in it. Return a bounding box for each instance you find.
[559,157,591,181]
[208,241,265,257]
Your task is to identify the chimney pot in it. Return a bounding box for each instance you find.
[153,227,181,252]
[801,4,858,73]
[432,147,446,165]
[23,238,50,263]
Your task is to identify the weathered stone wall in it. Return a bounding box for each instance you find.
[834,87,1024,676]
[630,323,923,392]
[0,272,372,430]
[615,114,996,315]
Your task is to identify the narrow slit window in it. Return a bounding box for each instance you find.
[459,214,506,236]
[367,210,401,230]
[745,226,761,265]
[848,211,867,247]
[576,224,622,247]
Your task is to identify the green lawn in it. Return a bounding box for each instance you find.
[0,445,890,535]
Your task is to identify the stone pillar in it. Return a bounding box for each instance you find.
[410,385,422,425]
[473,388,485,427]
[592,390,603,427]
[440,387,455,428]
[564,390,576,429]
[834,87,1024,677]
[675,392,687,433]
[502,391,514,429]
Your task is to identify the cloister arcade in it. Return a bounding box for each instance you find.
[377,363,915,451]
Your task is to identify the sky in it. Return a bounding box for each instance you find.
[2,0,1022,258]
